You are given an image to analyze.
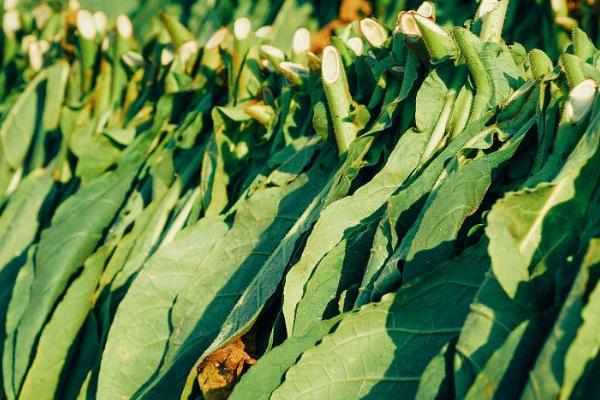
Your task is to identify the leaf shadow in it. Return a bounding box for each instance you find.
[131,146,335,398]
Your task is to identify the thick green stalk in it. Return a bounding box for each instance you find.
[76,9,98,92]
[346,37,364,57]
[561,53,586,88]
[564,79,597,124]
[232,17,257,103]
[291,28,310,65]
[422,71,466,160]
[416,1,435,19]
[322,45,357,154]
[453,27,493,121]
[529,49,553,80]
[260,44,285,71]
[477,0,509,42]
[413,14,455,64]
[200,28,228,73]
[2,9,20,65]
[111,14,133,108]
[160,11,196,50]
[572,27,597,63]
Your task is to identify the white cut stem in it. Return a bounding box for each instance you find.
[255,25,272,39]
[565,79,597,123]
[93,11,108,35]
[77,9,96,39]
[359,18,388,48]
[347,37,364,56]
[116,14,133,39]
[293,27,311,53]
[322,45,357,153]
[234,17,251,40]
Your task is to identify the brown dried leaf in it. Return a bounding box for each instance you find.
[197,338,256,400]
[311,0,372,53]
[339,0,372,22]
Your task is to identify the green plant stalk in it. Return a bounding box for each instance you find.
[421,71,465,161]
[561,53,586,88]
[322,45,357,154]
[200,28,228,74]
[529,49,553,80]
[232,17,252,102]
[453,27,493,121]
[111,16,133,109]
[260,45,285,71]
[78,37,98,93]
[76,10,99,93]
[279,62,308,88]
[291,28,310,65]
[1,32,18,66]
[40,12,61,42]
[160,11,196,50]
[448,84,474,139]
[478,0,509,42]
[413,14,455,64]
[572,27,597,63]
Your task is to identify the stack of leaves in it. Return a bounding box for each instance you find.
[0,0,599,399]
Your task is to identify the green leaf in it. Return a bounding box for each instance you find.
[464,321,529,399]
[415,67,451,133]
[6,160,141,396]
[96,217,229,400]
[100,145,334,399]
[271,241,487,399]
[18,246,106,400]
[0,170,53,398]
[522,238,600,400]
[229,317,342,400]
[453,273,530,399]
[487,112,600,299]
[415,340,455,400]
[0,169,53,272]
[359,118,492,303]
[189,137,378,389]
[282,126,428,333]
[1,247,35,400]
[293,214,378,335]
[0,70,48,169]
[399,121,533,282]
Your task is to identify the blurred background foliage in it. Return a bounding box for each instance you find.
[38,0,598,59]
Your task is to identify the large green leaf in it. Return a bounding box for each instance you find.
[0,70,48,169]
[358,118,492,304]
[282,127,428,333]
[98,141,332,399]
[3,126,155,397]
[293,214,378,335]
[522,238,600,400]
[229,317,342,400]
[399,121,532,282]
[271,241,487,399]
[96,217,229,400]
[17,246,106,400]
[487,111,600,300]
[188,134,381,392]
